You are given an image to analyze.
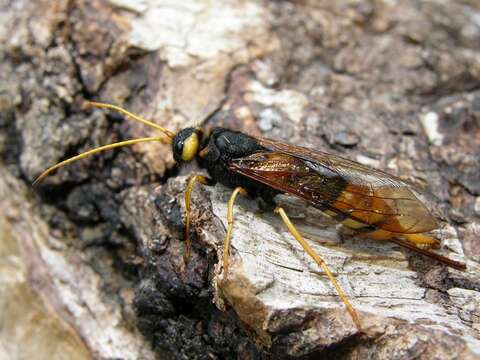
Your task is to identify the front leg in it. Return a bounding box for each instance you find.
[184,175,214,263]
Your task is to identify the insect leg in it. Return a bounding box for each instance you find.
[223,187,248,278]
[184,175,210,263]
[274,207,362,331]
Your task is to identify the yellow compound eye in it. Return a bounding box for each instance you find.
[181,132,199,161]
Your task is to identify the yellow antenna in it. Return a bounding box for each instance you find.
[33,102,176,185]
[33,137,165,185]
[84,101,175,139]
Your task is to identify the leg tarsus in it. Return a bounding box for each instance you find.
[274,206,362,331]
[223,187,248,278]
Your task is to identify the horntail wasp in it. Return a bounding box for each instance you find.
[34,101,467,331]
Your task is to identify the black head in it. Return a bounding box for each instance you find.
[172,127,203,163]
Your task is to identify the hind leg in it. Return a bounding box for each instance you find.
[275,206,362,331]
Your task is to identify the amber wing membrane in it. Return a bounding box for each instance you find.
[229,138,438,235]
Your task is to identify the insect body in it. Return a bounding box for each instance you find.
[35,102,467,332]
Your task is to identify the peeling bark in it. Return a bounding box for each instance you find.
[1,0,480,359]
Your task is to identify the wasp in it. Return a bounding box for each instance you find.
[35,102,467,331]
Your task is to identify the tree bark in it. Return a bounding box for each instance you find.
[1,0,480,359]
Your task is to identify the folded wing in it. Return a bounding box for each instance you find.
[229,139,438,234]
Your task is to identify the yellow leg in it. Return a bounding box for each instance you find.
[184,175,209,263]
[275,207,362,331]
[223,187,248,278]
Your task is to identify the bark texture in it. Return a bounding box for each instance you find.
[1,0,480,359]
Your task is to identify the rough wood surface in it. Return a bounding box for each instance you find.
[1,0,480,359]
[0,168,155,359]
[208,184,479,357]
